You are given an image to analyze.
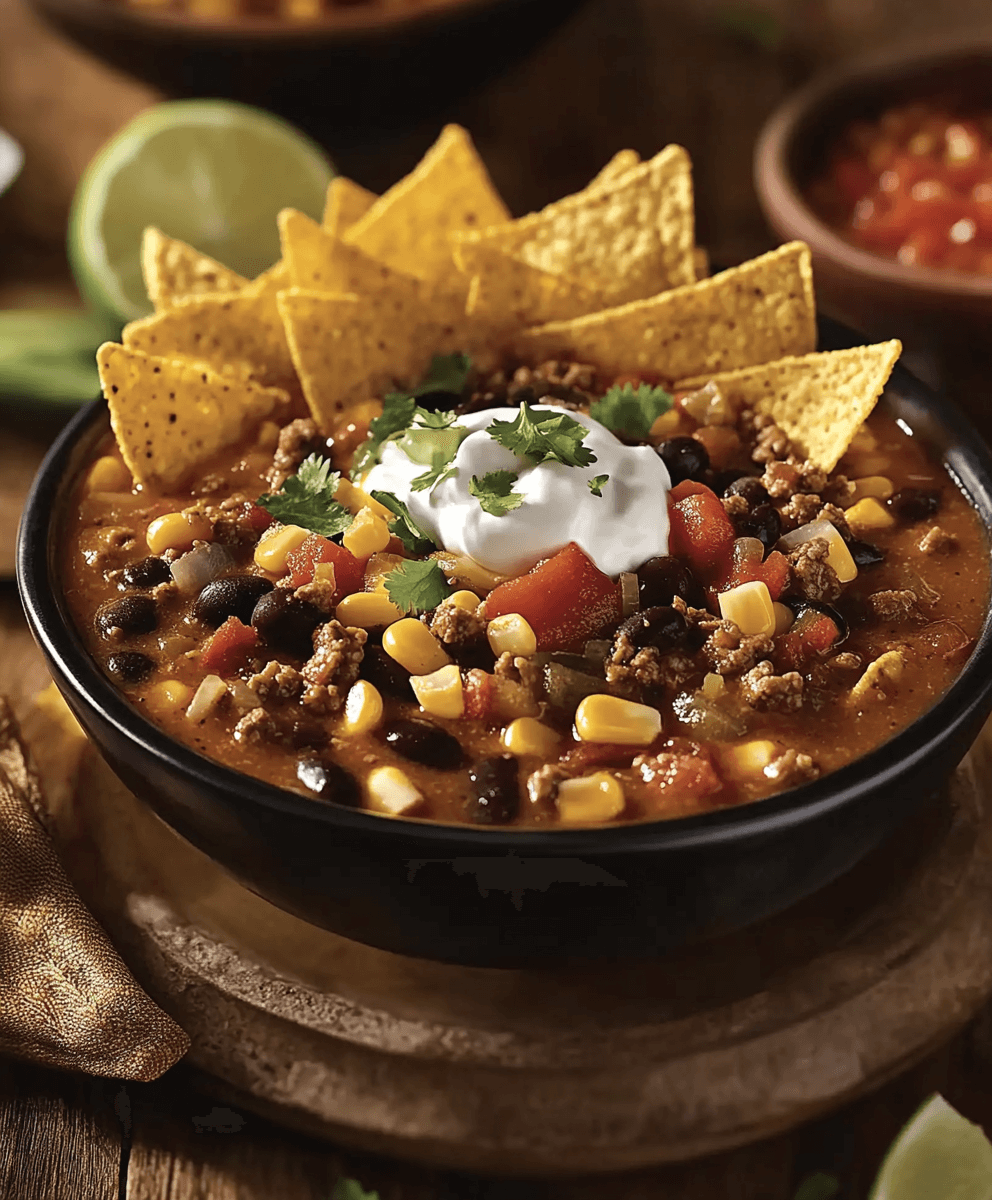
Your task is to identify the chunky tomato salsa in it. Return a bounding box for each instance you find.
[63,357,988,827]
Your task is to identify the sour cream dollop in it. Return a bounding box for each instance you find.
[362,406,671,577]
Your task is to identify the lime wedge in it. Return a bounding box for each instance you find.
[869,1094,992,1200]
[68,100,333,324]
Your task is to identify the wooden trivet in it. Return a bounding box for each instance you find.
[47,726,992,1176]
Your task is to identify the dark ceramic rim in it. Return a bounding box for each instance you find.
[17,340,992,855]
[754,33,992,300]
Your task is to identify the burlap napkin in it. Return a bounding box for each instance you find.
[0,693,189,1080]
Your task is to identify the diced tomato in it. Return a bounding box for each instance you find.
[667,480,735,585]
[717,546,790,601]
[463,669,495,721]
[246,503,274,533]
[286,534,365,600]
[636,749,724,816]
[482,542,623,651]
[775,609,841,672]
[200,617,259,675]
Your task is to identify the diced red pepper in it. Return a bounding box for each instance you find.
[636,749,724,816]
[560,737,665,772]
[667,480,735,585]
[482,542,623,652]
[776,609,841,672]
[717,546,790,601]
[200,617,259,675]
[246,503,274,533]
[286,534,365,600]
[463,669,495,721]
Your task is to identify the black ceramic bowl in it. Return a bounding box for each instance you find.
[17,319,992,967]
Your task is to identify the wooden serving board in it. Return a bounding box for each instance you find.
[42,723,992,1177]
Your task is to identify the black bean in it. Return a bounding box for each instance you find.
[286,717,329,751]
[413,388,463,412]
[297,755,361,806]
[656,436,709,485]
[785,599,849,644]
[724,475,770,507]
[847,538,885,568]
[886,487,941,523]
[732,502,782,552]
[637,556,699,608]
[194,574,273,627]
[617,605,688,652]
[382,718,463,770]
[466,755,520,825]
[105,651,155,683]
[250,589,324,658]
[96,595,157,638]
[446,640,497,673]
[121,556,172,588]
[360,644,412,698]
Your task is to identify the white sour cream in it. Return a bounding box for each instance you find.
[362,406,671,577]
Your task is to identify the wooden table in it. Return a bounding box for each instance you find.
[3,0,992,1193]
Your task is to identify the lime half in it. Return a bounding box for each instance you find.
[69,100,333,324]
[869,1094,992,1200]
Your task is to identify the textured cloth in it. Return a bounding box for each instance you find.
[0,696,189,1080]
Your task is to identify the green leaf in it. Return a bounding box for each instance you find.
[384,559,453,615]
[257,454,354,537]
[587,474,609,497]
[468,470,524,516]
[793,1173,840,1200]
[370,490,436,555]
[331,1179,380,1200]
[589,381,673,439]
[350,394,417,479]
[414,407,459,429]
[487,402,596,468]
[408,351,472,398]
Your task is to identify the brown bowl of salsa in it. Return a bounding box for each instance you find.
[17,316,992,966]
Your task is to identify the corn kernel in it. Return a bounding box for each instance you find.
[723,739,778,776]
[366,766,423,816]
[845,496,896,535]
[335,477,393,521]
[343,506,391,558]
[701,672,726,699]
[848,475,894,504]
[146,511,212,554]
[487,613,537,657]
[364,551,406,592]
[773,602,795,635]
[335,591,403,628]
[649,408,682,439]
[344,680,384,734]
[718,580,775,637]
[86,455,131,493]
[431,551,507,594]
[410,664,464,718]
[574,694,661,745]
[449,590,481,613]
[253,524,310,574]
[382,618,451,675]
[502,716,561,757]
[146,680,192,709]
[556,772,625,824]
[780,519,858,584]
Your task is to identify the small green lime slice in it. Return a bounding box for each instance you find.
[68,99,333,325]
[869,1094,992,1200]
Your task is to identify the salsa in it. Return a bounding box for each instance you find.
[806,101,992,274]
[63,357,989,828]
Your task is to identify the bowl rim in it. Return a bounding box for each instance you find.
[17,331,992,855]
[754,32,992,299]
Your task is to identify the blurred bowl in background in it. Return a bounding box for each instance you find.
[26,0,590,139]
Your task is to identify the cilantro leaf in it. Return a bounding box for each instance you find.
[487,402,596,468]
[468,470,524,516]
[589,381,672,439]
[409,352,472,398]
[411,463,458,492]
[384,559,453,615]
[370,490,436,554]
[414,408,458,428]
[587,474,609,497]
[350,394,417,479]
[257,454,353,537]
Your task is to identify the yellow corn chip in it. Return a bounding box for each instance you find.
[96,342,288,490]
[343,124,510,283]
[587,149,641,189]
[322,175,377,237]
[453,144,695,305]
[460,242,606,330]
[515,242,816,381]
[677,341,902,473]
[122,286,296,392]
[141,228,249,312]
[279,208,425,297]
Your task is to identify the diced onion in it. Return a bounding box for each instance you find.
[227,678,262,712]
[778,518,834,551]
[170,542,234,594]
[185,675,227,722]
[620,572,640,617]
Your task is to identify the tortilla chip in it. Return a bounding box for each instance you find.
[587,148,641,189]
[343,124,510,283]
[122,287,296,391]
[515,242,816,382]
[453,144,695,305]
[97,342,288,490]
[677,341,902,473]
[141,228,249,312]
[245,257,290,297]
[322,175,377,237]
[461,242,606,330]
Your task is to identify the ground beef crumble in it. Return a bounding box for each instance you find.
[233,708,278,744]
[428,598,487,646]
[763,749,819,786]
[868,589,919,620]
[265,418,325,489]
[740,661,804,711]
[606,646,696,690]
[248,661,304,702]
[786,538,841,602]
[702,623,775,676]
[302,621,367,701]
[780,492,822,527]
[919,525,957,555]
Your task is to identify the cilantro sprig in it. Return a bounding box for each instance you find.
[469,470,524,516]
[257,454,353,537]
[369,490,436,555]
[587,474,609,497]
[589,381,673,439]
[486,402,596,468]
[384,559,453,615]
